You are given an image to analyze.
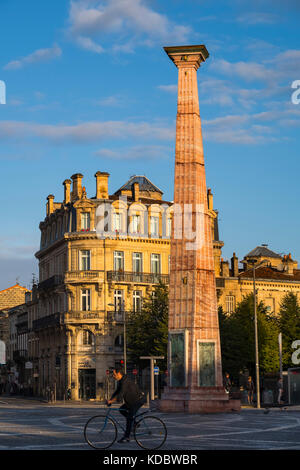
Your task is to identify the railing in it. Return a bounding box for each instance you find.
[38,275,63,291]
[32,313,61,331]
[63,311,103,321]
[65,270,102,282]
[107,310,132,323]
[107,271,169,284]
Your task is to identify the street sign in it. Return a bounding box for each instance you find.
[132,369,138,375]
[154,366,159,375]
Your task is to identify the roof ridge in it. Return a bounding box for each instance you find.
[0,284,29,294]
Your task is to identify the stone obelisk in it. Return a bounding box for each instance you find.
[159,45,239,413]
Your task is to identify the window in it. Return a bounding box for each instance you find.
[225,295,235,314]
[133,252,143,273]
[81,329,94,346]
[151,254,161,274]
[81,212,90,230]
[166,217,172,237]
[80,250,91,271]
[133,290,142,312]
[115,334,124,349]
[113,212,122,232]
[131,215,141,234]
[114,251,124,271]
[81,289,91,311]
[114,290,124,312]
[150,216,159,237]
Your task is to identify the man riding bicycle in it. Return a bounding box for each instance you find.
[107,367,146,443]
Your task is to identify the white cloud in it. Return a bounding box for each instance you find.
[4,44,62,70]
[76,36,104,53]
[157,85,177,94]
[95,144,170,160]
[67,0,190,52]
[0,119,174,143]
[237,12,279,24]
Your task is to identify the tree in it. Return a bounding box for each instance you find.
[219,294,279,382]
[127,282,168,370]
[278,292,300,369]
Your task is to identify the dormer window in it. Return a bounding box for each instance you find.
[81,212,90,231]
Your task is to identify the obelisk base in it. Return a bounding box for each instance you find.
[159,387,240,413]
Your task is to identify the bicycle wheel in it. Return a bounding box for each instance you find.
[84,414,117,449]
[134,416,167,450]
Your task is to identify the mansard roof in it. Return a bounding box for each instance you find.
[114,175,163,195]
[245,246,282,259]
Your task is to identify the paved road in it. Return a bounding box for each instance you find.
[1,397,300,450]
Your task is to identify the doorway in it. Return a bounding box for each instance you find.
[78,369,96,400]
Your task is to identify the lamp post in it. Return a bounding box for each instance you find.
[247,258,268,409]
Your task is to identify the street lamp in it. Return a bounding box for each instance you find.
[108,299,127,374]
[246,258,269,409]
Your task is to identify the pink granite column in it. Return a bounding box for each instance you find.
[159,45,240,413]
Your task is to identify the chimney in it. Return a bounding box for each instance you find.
[63,179,72,204]
[71,173,83,201]
[133,182,140,202]
[95,171,109,199]
[231,252,239,277]
[221,259,229,277]
[283,253,295,275]
[207,188,213,210]
[47,194,55,216]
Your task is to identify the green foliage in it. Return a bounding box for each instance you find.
[219,294,279,381]
[127,282,168,370]
[278,292,300,369]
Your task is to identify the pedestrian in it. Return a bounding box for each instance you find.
[107,367,146,443]
[246,376,255,405]
[223,372,232,394]
[277,377,284,405]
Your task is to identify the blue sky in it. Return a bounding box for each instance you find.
[0,0,300,290]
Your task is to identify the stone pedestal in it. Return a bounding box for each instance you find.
[159,45,240,413]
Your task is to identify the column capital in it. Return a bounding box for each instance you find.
[164,45,209,69]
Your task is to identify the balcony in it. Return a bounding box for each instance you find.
[62,311,103,322]
[38,275,63,291]
[107,271,169,285]
[32,313,61,331]
[64,270,102,283]
[107,310,131,323]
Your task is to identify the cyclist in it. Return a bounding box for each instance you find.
[107,367,146,443]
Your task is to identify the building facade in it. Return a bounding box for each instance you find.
[30,172,222,400]
[217,246,300,315]
[0,284,30,391]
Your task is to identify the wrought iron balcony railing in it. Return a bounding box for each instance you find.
[107,271,169,284]
[38,275,63,291]
[32,313,61,331]
[107,310,132,323]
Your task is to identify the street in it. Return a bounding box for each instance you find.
[1,397,300,450]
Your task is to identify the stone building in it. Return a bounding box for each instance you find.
[0,284,30,361]
[31,172,221,400]
[217,246,300,315]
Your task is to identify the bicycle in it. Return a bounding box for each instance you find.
[84,405,167,450]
